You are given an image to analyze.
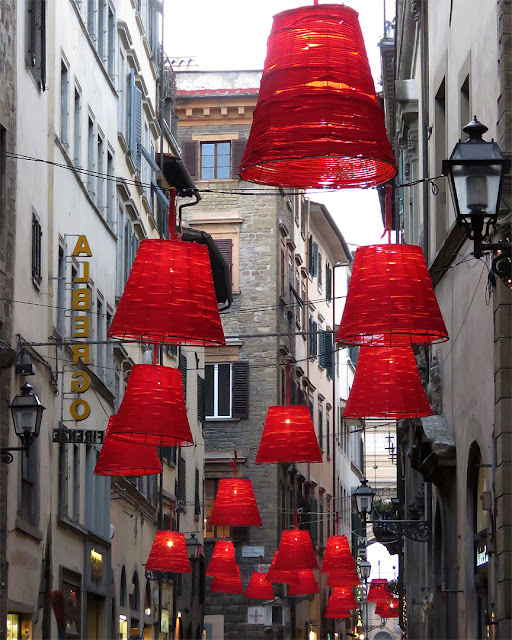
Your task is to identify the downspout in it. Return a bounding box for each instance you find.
[417,1,430,262]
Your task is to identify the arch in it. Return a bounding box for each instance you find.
[143,579,152,616]
[130,571,140,612]
[373,632,392,640]
[120,566,127,608]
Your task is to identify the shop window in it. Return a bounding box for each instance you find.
[204,478,230,540]
[63,581,81,638]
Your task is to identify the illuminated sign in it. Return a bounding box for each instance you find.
[476,544,489,567]
[91,549,104,582]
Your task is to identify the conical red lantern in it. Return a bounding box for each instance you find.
[108,239,225,346]
[245,572,275,600]
[94,419,162,476]
[337,244,449,347]
[239,4,396,189]
[287,570,319,596]
[329,586,358,609]
[265,551,297,585]
[256,406,322,464]
[107,364,193,446]
[206,541,238,578]
[344,346,433,419]
[145,531,191,573]
[321,536,354,573]
[211,566,243,594]
[274,528,318,571]
[376,598,400,618]
[325,571,361,588]
[209,478,262,527]
[367,579,393,603]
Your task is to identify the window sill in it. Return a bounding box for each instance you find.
[15,518,43,542]
[205,417,241,423]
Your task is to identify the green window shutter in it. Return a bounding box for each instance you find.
[232,361,249,420]
[179,353,187,404]
[308,235,314,276]
[177,456,186,507]
[134,87,142,173]
[197,375,205,423]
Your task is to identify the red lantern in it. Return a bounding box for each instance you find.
[265,551,297,585]
[145,531,191,573]
[287,570,319,596]
[210,566,243,594]
[325,571,361,588]
[376,598,400,618]
[324,602,353,620]
[367,579,393,603]
[344,347,433,419]
[321,536,354,573]
[107,364,193,446]
[245,572,275,600]
[108,239,225,346]
[256,406,322,464]
[274,529,318,571]
[94,419,162,476]
[239,4,396,189]
[209,478,262,527]
[337,244,449,347]
[206,541,238,578]
[329,586,358,609]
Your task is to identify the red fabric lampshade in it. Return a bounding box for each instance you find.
[245,572,275,600]
[344,346,433,419]
[206,541,238,578]
[209,479,262,527]
[376,598,400,618]
[329,586,358,609]
[108,239,225,346]
[107,364,193,446]
[337,244,449,346]
[265,552,297,585]
[321,536,354,573]
[239,4,396,189]
[274,529,318,571]
[325,571,361,588]
[287,570,319,596]
[94,419,162,476]
[256,406,322,464]
[210,566,243,594]
[367,579,393,603]
[145,531,191,573]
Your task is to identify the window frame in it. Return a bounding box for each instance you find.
[205,362,233,419]
[200,140,231,180]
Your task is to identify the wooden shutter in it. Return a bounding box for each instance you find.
[312,242,319,277]
[179,352,187,403]
[214,239,232,270]
[134,87,142,173]
[326,264,332,301]
[231,138,246,178]
[177,456,186,507]
[194,467,201,515]
[308,235,314,276]
[197,375,205,423]
[232,361,249,420]
[182,140,198,179]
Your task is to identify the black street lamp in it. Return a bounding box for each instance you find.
[353,479,376,520]
[1,382,45,463]
[442,116,511,282]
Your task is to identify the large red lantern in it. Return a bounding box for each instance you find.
[287,570,319,596]
[94,419,162,476]
[344,347,433,419]
[209,478,262,527]
[256,405,322,464]
[325,571,361,588]
[274,528,318,571]
[321,536,354,573]
[245,572,275,600]
[376,598,400,618]
[367,579,393,603]
[337,244,449,347]
[265,551,297,585]
[325,587,358,618]
[206,541,238,578]
[210,566,243,594]
[107,364,193,446]
[108,239,225,346]
[239,4,396,189]
[145,531,191,574]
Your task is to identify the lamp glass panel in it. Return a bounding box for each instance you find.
[451,162,502,216]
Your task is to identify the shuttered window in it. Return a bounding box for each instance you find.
[232,360,249,420]
[309,315,317,359]
[32,213,43,285]
[319,329,334,378]
[200,142,230,179]
[128,69,142,173]
[177,456,186,508]
[179,352,187,404]
[214,238,233,270]
[318,402,324,451]
[26,0,46,90]
[205,361,249,420]
[194,467,201,516]
[197,375,205,423]
[231,139,246,178]
[182,140,198,179]
[326,263,332,302]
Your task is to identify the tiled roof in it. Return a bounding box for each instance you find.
[176,88,259,97]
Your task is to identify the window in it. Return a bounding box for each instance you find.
[326,411,331,458]
[200,141,230,180]
[106,149,115,225]
[87,0,96,41]
[194,467,201,516]
[87,115,95,197]
[97,132,105,212]
[317,249,322,292]
[96,295,105,378]
[107,5,115,79]
[97,0,106,63]
[308,235,318,278]
[214,239,233,282]
[205,361,249,420]
[204,479,230,539]
[319,500,324,546]
[326,262,332,302]
[460,74,470,134]
[32,213,43,286]
[319,328,334,378]
[177,456,186,509]
[308,314,317,358]
[57,245,66,335]
[118,48,126,135]
[73,85,82,167]
[434,78,447,249]
[318,402,324,451]
[60,60,69,146]
[26,0,46,89]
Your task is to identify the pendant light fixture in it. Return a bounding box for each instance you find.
[107,364,193,446]
[245,572,276,600]
[367,579,393,603]
[94,419,162,476]
[145,531,191,573]
[265,551,297,585]
[274,527,318,572]
[325,571,361,588]
[337,244,449,347]
[376,598,400,618]
[287,570,319,596]
[239,3,397,189]
[206,541,238,578]
[210,566,243,594]
[320,535,355,573]
[327,586,358,610]
[344,346,433,419]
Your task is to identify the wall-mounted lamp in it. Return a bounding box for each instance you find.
[442,116,511,284]
[1,382,45,464]
[353,479,376,520]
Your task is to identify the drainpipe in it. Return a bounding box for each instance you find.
[416,0,430,262]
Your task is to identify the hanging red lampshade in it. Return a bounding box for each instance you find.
[239,4,396,189]
[210,566,243,594]
[108,239,225,346]
[209,478,262,527]
[274,529,318,571]
[145,531,191,573]
[337,244,449,347]
[367,579,393,603]
[94,419,162,476]
[206,541,238,578]
[256,406,322,464]
[321,536,354,573]
[325,570,361,588]
[287,570,319,596]
[329,586,358,609]
[344,346,433,419]
[245,572,276,600]
[376,598,400,618]
[265,551,297,585]
[107,364,193,446]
